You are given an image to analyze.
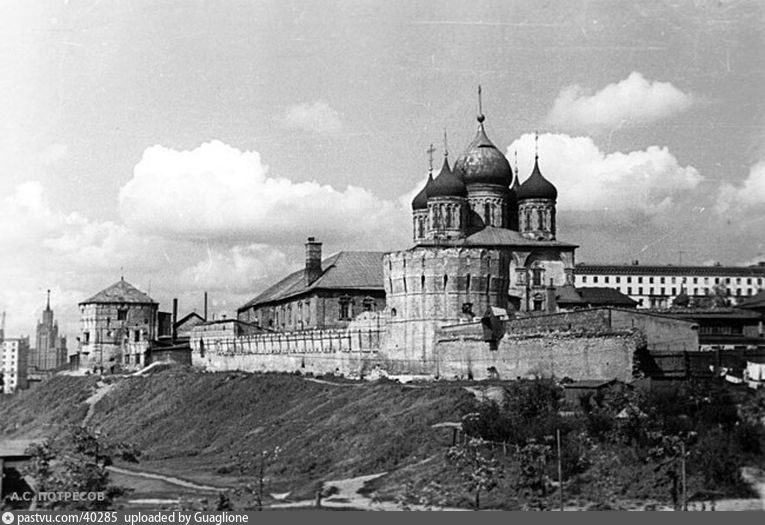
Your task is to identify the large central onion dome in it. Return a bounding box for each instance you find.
[428,156,467,198]
[453,115,513,187]
[517,157,557,200]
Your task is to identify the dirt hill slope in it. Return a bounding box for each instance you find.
[0,367,475,499]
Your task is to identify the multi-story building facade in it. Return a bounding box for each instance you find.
[31,290,67,373]
[574,263,765,309]
[238,238,386,331]
[78,278,158,371]
[1,337,29,394]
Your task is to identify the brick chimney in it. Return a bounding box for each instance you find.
[546,278,557,314]
[305,237,322,286]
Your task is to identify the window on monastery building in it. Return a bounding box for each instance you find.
[604,276,610,283]
[672,287,677,295]
[736,277,741,284]
[747,278,752,285]
[391,308,397,317]
[615,276,620,283]
[443,275,448,289]
[134,330,140,343]
[363,297,375,312]
[339,296,352,320]
[649,277,654,284]
[627,287,632,295]
[660,277,665,284]
[533,297,544,311]
[638,287,643,295]
[421,275,426,290]
[758,278,762,286]
[627,276,632,283]
[736,289,741,296]
[582,276,587,283]
[532,268,543,286]
[638,277,643,284]
[117,309,127,321]
[593,276,599,284]
[660,288,665,295]
[705,287,709,295]
[83,331,90,344]
[466,274,471,290]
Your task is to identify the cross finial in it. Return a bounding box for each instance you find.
[46,289,50,310]
[443,129,449,158]
[534,132,539,160]
[120,267,124,281]
[514,149,518,175]
[477,85,485,123]
[426,143,436,173]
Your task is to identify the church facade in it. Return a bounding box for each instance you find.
[383,101,576,366]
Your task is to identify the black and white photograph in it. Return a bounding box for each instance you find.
[1,0,764,513]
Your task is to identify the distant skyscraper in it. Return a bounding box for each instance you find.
[32,290,67,372]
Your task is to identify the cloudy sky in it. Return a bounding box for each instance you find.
[1,0,764,341]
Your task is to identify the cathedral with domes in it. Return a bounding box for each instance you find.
[382,90,577,367]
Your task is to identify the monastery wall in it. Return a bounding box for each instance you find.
[436,321,641,381]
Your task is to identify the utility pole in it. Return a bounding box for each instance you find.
[557,429,563,511]
[680,441,687,511]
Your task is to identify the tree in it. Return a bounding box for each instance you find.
[22,426,137,510]
[446,438,503,510]
[514,439,553,510]
[232,446,281,510]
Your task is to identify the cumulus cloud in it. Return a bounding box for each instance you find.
[508,133,703,215]
[119,140,409,247]
[546,72,693,132]
[276,101,343,133]
[180,244,288,293]
[716,160,765,214]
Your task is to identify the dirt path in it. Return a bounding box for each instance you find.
[270,472,466,511]
[107,465,223,492]
[82,380,116,427]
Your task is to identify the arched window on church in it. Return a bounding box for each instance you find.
[417,217,424,239]
[421,275,425,290]
[443,274,448,289]
[525,209,531,230]
[466,274,471,291]
[484,202,491,225]
[537,208,544,230]
[445,204,452,228]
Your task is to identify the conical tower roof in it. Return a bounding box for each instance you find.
[80,278,156,305]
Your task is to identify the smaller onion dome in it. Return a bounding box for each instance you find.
[428,157,467,198]
[411,173,433,210]
[517,157,557,200]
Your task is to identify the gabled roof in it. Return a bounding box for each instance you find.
[175,312,206,329]
[80,278,156,305]
[238,251,385,312]
[577,287,638,307]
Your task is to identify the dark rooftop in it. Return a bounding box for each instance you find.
[577,287,639,307]
[238,251,385,312]
[80,278,156,305]
[576,263,765,277]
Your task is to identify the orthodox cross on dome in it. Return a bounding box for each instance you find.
[443,129,449,158]
[514,150,518,175]
[46,289,51,310]
[534,132,539,160]
[426,143,436,174]
[477,85,485,123]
